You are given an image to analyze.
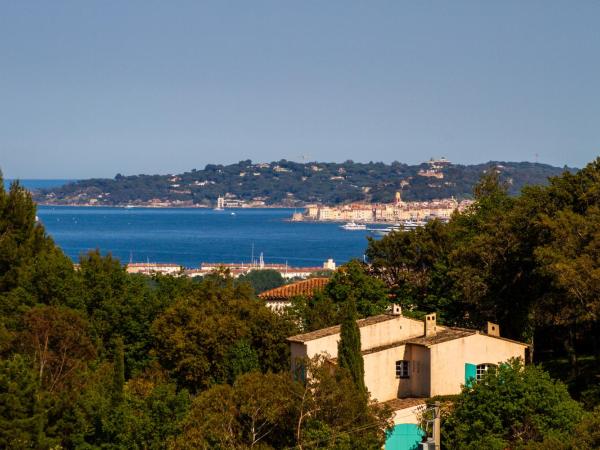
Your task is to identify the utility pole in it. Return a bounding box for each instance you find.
[433,401,441,449]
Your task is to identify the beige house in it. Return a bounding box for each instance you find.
[287,307,529,449]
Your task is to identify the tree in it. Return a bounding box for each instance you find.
[0,179,78,326]
[366,220,454,318]
[224,339,259,384]
[442,359,584,449]
[237,269,285,294]
[174,372,296,449]
[152,276,294,391]
[112,336,125,405]
[107,378,190,449]
[337,299,366,395]
[294,356,393,450]
[325,260,389,318]
[175,362,393,450]
[531,407,600,449]
[292,260,390,332]
[77,250,174,376]
[22,305,96,393]
[0,355,47,449]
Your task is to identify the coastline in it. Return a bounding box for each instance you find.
[36,203,300,209]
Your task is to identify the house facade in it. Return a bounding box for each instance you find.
[287,307,529,449]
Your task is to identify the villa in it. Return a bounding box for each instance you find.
[287,306,529,449]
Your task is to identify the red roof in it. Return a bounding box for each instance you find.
[259,278,330,301]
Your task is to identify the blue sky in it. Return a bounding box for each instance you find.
[1,1,598,178]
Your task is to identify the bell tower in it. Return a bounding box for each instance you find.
[395,191,402,206]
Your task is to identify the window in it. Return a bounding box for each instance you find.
[476,363,496,381]
[396,360,410,379]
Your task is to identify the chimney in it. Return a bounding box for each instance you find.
[487,322,500,337]
[391,304,402,316]
[425,313,437,336]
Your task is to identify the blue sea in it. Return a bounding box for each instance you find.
[37,206,379,268]
[4,180,379,267]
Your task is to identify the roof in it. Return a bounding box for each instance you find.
[362,327,529,355]
[406,328,476,347]
[259,278,330,301]
[292,317,529,352]
[287,314,398,343]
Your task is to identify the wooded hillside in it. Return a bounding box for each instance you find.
[34,159,570,206]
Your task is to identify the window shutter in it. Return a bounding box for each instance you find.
[465,363,476,387]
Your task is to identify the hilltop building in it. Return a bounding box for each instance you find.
[287,308,528,449]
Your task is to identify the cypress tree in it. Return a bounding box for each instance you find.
[112,336,125,404]
[337,298,366,394]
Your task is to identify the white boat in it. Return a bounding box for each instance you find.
[372,225,400,236]
[402,220,426,230]
[341,222,367,230]
[213,207,224,211]
[373,221,426,235]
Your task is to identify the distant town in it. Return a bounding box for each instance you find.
[293,191,473,224]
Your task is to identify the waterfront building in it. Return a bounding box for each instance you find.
[126,262,182,276]
[288,308,528,449]
[186,259,335,280]
[323,258,336,271]
[302,194,471,224]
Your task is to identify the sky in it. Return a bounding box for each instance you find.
[1,1,599,178]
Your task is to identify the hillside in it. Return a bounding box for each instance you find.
[34,159,571,207]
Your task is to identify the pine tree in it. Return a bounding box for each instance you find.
[112,336,125,405]
[337,298,366,394]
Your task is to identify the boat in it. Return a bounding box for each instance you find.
[372,225,400,236]
[372,220,427,235]
[402,220,427,230]
[340,222,367,230]
[213,207,224,211]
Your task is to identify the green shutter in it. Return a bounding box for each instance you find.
[465,363,476,387]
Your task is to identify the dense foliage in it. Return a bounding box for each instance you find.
[0,175,392,449]
[366,158,600,400]
[2,158,598,448]
[236,269,285,294]
[441,359,584,449]
[289,259,390,331]
[35,159,568,206]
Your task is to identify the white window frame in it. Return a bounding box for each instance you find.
[476,363,496,381]
[395,360,410,379]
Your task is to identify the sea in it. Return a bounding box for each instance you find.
[37,206,377,268]
[4,179,378,268]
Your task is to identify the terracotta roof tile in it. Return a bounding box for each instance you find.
[259,278,329,301]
